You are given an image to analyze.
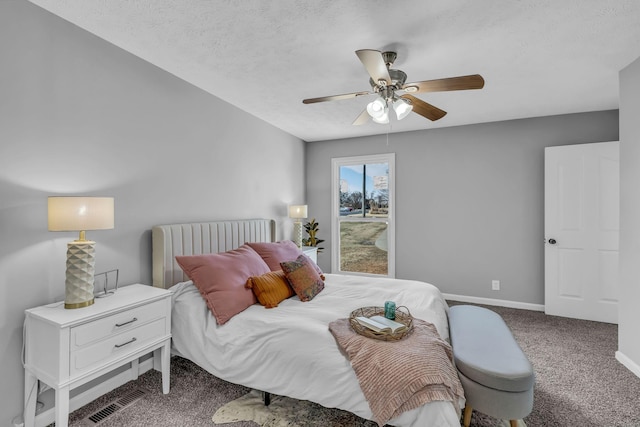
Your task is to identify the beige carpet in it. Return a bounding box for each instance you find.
[212,390,527,427]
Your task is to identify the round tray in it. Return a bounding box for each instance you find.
[349,306,413,341]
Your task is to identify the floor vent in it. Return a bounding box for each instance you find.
[80,388,149,425]
[88,404,118,423]
[116,388,147,407]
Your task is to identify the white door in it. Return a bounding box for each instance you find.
[544,141,619,323]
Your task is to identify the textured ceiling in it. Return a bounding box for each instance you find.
[28,0,640,142]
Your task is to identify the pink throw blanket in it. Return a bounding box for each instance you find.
[329,318,464,426]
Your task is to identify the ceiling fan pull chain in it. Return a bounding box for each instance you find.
[386,123,391,147]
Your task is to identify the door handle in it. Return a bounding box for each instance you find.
[546,238,557,245]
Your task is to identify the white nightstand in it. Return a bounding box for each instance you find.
[301,246,318,263]
[23,284,171,427]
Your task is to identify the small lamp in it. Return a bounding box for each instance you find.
[48,197,114,309]
[288,205,308,248]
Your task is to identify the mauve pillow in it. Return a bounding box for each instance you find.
[280,254,325,302]
[247,240,325,279]
[246,240,303,271]
[176,245,270,325]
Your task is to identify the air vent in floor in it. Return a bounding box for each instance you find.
[80,388,149,425]
[88,404,118,423]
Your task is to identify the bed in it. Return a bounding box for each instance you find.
[151,219,463,426]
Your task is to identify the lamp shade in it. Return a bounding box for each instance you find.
[372,110,390,124]
[366,97,387,119]
[393,97,413,120]
[48,197,114,233]
[288,205,308,219]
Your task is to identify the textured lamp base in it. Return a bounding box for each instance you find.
[65,241,96,309]
[293,222,303,248]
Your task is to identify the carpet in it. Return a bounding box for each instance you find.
[66,303,640,427]
[212,390,377,427]
[212,390,527,427]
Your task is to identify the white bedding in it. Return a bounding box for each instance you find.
[170,273,463,427]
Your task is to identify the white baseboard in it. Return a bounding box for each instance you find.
[13,357,155,427]
[615,351,640,379]
[443,293,545,312]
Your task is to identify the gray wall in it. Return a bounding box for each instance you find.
[307,111,619,305]
[619,55,640,373]
[0,2,304,424]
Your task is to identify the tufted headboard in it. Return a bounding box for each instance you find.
[151,219,276,289]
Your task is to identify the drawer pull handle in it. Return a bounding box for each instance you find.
[115,337,137,348]
[115,317,138,327]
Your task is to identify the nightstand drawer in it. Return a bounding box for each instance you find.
[71,299,166,349]
[70,317,167,375]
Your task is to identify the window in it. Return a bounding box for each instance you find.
[331,153,395,277]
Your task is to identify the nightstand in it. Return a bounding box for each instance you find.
[301,246,318,263]
[23,284,171,427]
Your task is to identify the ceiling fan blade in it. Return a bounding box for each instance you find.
[352,109,370,126]
[355,49,391,85]
[404,74,485,93]
[401,94,447,121]
[303,90,371,104]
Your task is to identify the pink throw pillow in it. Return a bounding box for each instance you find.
[246,240,302,271]
[247,240,325,279]
[176,245,270,325]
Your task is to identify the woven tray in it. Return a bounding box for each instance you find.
[349,306,413,341]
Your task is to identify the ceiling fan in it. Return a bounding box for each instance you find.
[302,49,485,125]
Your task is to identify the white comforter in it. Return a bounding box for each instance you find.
[170,273,463,427]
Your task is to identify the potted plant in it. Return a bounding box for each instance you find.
[302,218,324,253]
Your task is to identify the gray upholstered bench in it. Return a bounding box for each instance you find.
[449,305,535,427]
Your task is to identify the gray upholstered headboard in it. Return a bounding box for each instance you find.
[151,219,276,288]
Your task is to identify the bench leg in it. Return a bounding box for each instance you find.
[463,403,472,427]
[510,420,519,427]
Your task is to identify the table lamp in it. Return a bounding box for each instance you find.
[48,197,114,309]
[288,205,308,248]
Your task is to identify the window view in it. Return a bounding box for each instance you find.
[332,154,394,277]
[339,221,388,274]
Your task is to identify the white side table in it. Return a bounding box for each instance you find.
[301,246,318,263]
[23,284,171,427]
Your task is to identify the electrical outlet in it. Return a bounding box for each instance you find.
[492,280,500,291]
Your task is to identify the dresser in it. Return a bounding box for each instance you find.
[23,284,171,427]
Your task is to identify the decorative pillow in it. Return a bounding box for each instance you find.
[247,240,325,280]
[175,245,270,325]
[280,254,325,302]
[245,270,295,308]
[246,240,302,271]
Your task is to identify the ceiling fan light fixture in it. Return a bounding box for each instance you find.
[372,110,389,124]
[366,97,387,119]
[393,97,413,120]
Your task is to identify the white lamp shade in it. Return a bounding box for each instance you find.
[366,98,387,119]
[372,110,390,124]
[48,197,115,232]
[288,205,308,219]
[393,98,413,120]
